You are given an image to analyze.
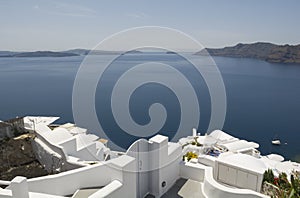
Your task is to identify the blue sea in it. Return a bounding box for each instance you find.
[0,54,300,161]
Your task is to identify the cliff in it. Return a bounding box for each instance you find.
[196,42,300,64]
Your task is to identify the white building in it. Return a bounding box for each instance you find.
[24,116,112,172]
[215,153,266,192]
[1,119,299,198]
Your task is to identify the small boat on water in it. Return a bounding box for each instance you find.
[272,139,281,145]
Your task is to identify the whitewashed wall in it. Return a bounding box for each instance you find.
[180,161,268,198]
[31,135,81,173]
[25,155,136,197]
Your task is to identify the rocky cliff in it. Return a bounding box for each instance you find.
[196,42,300,64]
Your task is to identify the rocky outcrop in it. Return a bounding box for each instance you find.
[196,42,300,64]
[0,134,48,181]
[266,44,300,63]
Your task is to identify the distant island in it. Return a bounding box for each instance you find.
[166,51,176,54]
[8,51,79,58]
[0,51,79,58]
[0,49,143,58]
[121,50,144,55]
[2,43,300,63]
[196,42,300,64]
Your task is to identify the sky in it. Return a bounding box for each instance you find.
[1,0,300,51]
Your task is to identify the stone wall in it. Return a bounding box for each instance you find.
[0,117,25,141]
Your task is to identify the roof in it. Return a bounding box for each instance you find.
[42,127,73,144]
[35,124,52,133]
[24,116,60,130]
[203,135,217,146]
[70,127,87,135]
[275,161,300,175]
[217,153,267,174]
[267,154,284,162]
[76,134,99,149]
[209,130,238,143]
[150,135,168,143]
[219,140,259,152]
[59,123,76,129]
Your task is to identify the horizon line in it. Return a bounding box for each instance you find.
[1,41,299,52]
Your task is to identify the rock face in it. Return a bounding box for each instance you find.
[196,42,300,64]
[266,44,300,63]
[0,134,48,181]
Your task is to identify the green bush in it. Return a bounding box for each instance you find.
[290,174,300,197]
[263,170,300,198]
[263,169,275,184]
[278,172,290,190]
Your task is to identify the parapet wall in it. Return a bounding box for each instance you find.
[180,162,268,198]
[25,155,136,197]
[31,133,81,173]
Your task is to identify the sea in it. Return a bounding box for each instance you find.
[0,53,300,161]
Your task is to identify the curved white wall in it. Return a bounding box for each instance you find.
[27,163,112,196]
[203,166,268,198]
[180,162,268,198]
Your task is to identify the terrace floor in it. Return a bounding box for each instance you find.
[145,178,201,198]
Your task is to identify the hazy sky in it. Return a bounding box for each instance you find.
[1,0,300,51]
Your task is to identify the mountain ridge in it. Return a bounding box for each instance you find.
[1,43,300,63]
[196,42,300,64]
[0,49,143,57]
